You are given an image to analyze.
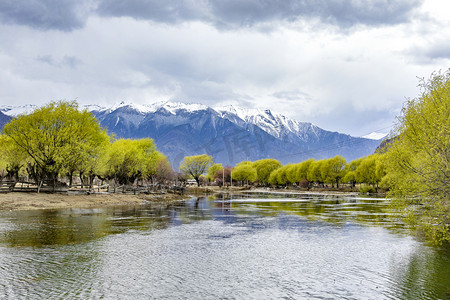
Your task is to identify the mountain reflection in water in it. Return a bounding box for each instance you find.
[0,193,448,299]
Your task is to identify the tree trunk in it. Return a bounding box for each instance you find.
[80,171,84,188]
[69,171,74,187]
[37,180,43,193]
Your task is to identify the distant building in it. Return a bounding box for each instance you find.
[186,179,197,186]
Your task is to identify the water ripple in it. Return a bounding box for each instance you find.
[0,195,448,299]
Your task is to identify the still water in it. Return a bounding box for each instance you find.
[0,193,449,299]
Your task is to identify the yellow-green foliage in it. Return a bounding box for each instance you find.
[236,160,252,167]
[102,138,159,184]
[343,157,363,184]
[0,135,29,179]
[320,155,346,187]
[285,164,300,184]
[232,164,257,182]
[0,101,171,186]
[252,159,282,184]
[268,164,290,185]
[385,70,450,244]
[355,154,384,186]
[296,159,314,182]
[307,159,325,183]
[179,154,214,186]
[3,100,109,182]
[0,155,6,177]
[206,163,223,181]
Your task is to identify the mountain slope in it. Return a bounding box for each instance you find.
[88,101,380,167]
[0,101,381,167]
[0,111,12,129]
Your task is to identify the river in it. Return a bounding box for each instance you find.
[0,192,449,299]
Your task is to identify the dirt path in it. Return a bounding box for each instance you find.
[0,192,189,211]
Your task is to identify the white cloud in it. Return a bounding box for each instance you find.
[0,0,448,137]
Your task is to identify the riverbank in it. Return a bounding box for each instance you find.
[0,192,189,211]
[0,186,386,211]
[186,185,387,197]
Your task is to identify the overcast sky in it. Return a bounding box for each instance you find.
[0,0,449,136]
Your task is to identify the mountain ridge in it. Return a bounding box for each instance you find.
[0,101,382,168]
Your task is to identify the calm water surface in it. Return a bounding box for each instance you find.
[0,192,449,299]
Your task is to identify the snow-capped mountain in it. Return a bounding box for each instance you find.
[0,110,12,129]
[362,132,388,140]
[217,105,322,144]
[87,101,381,167]
[0,101,381,167]
[0,104,38,117]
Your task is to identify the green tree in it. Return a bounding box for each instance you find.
[374,154,387,186]
[268,169,279,185]
[307,159,325,185]
[0,135,28,180]
[385,70,450,244]
[233,164,257,184]
[3,101,108,188]
[252,159,282,185]
[343,157,364,188]
[269,165,289,186]
[206,163,223,182]
[236,160,252,167]
[286,163,300,184]
[321,156,346,188]
[179,154,213,186]
[296,159,314,182]
[103,138,159,185]
[355,155,383,187]
[64,126,109,186]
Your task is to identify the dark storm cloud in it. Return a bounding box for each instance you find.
[0,0,91,31]
[97,0,423,29]
[0,0,423,31]
[96,0,206,24]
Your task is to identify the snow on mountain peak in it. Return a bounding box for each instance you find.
[159,101,209,114]
[362,132,388,140]
[0,101,335,143]
[82,100,211,116]
[217,104,315,140]
[83,104,105,112]
[218,105,265,120]
[104,101,155,114]
[0,104,38,116]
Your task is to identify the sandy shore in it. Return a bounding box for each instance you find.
[0,186,382,211]
[0,192,189,211]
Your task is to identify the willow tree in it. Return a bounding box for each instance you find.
[102,138,160,185]
[232,164,257,184]
[3,101,109,187]
[343,157,364,188]
[252,159,282,185]
[321,155,346,188]
[179,154,213,186]
[0,135,29,180]
[307,159,325,186]
[385,70,450,244]
[286,163,300,185]
[206,163,223,182]
[268,165,289,186]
